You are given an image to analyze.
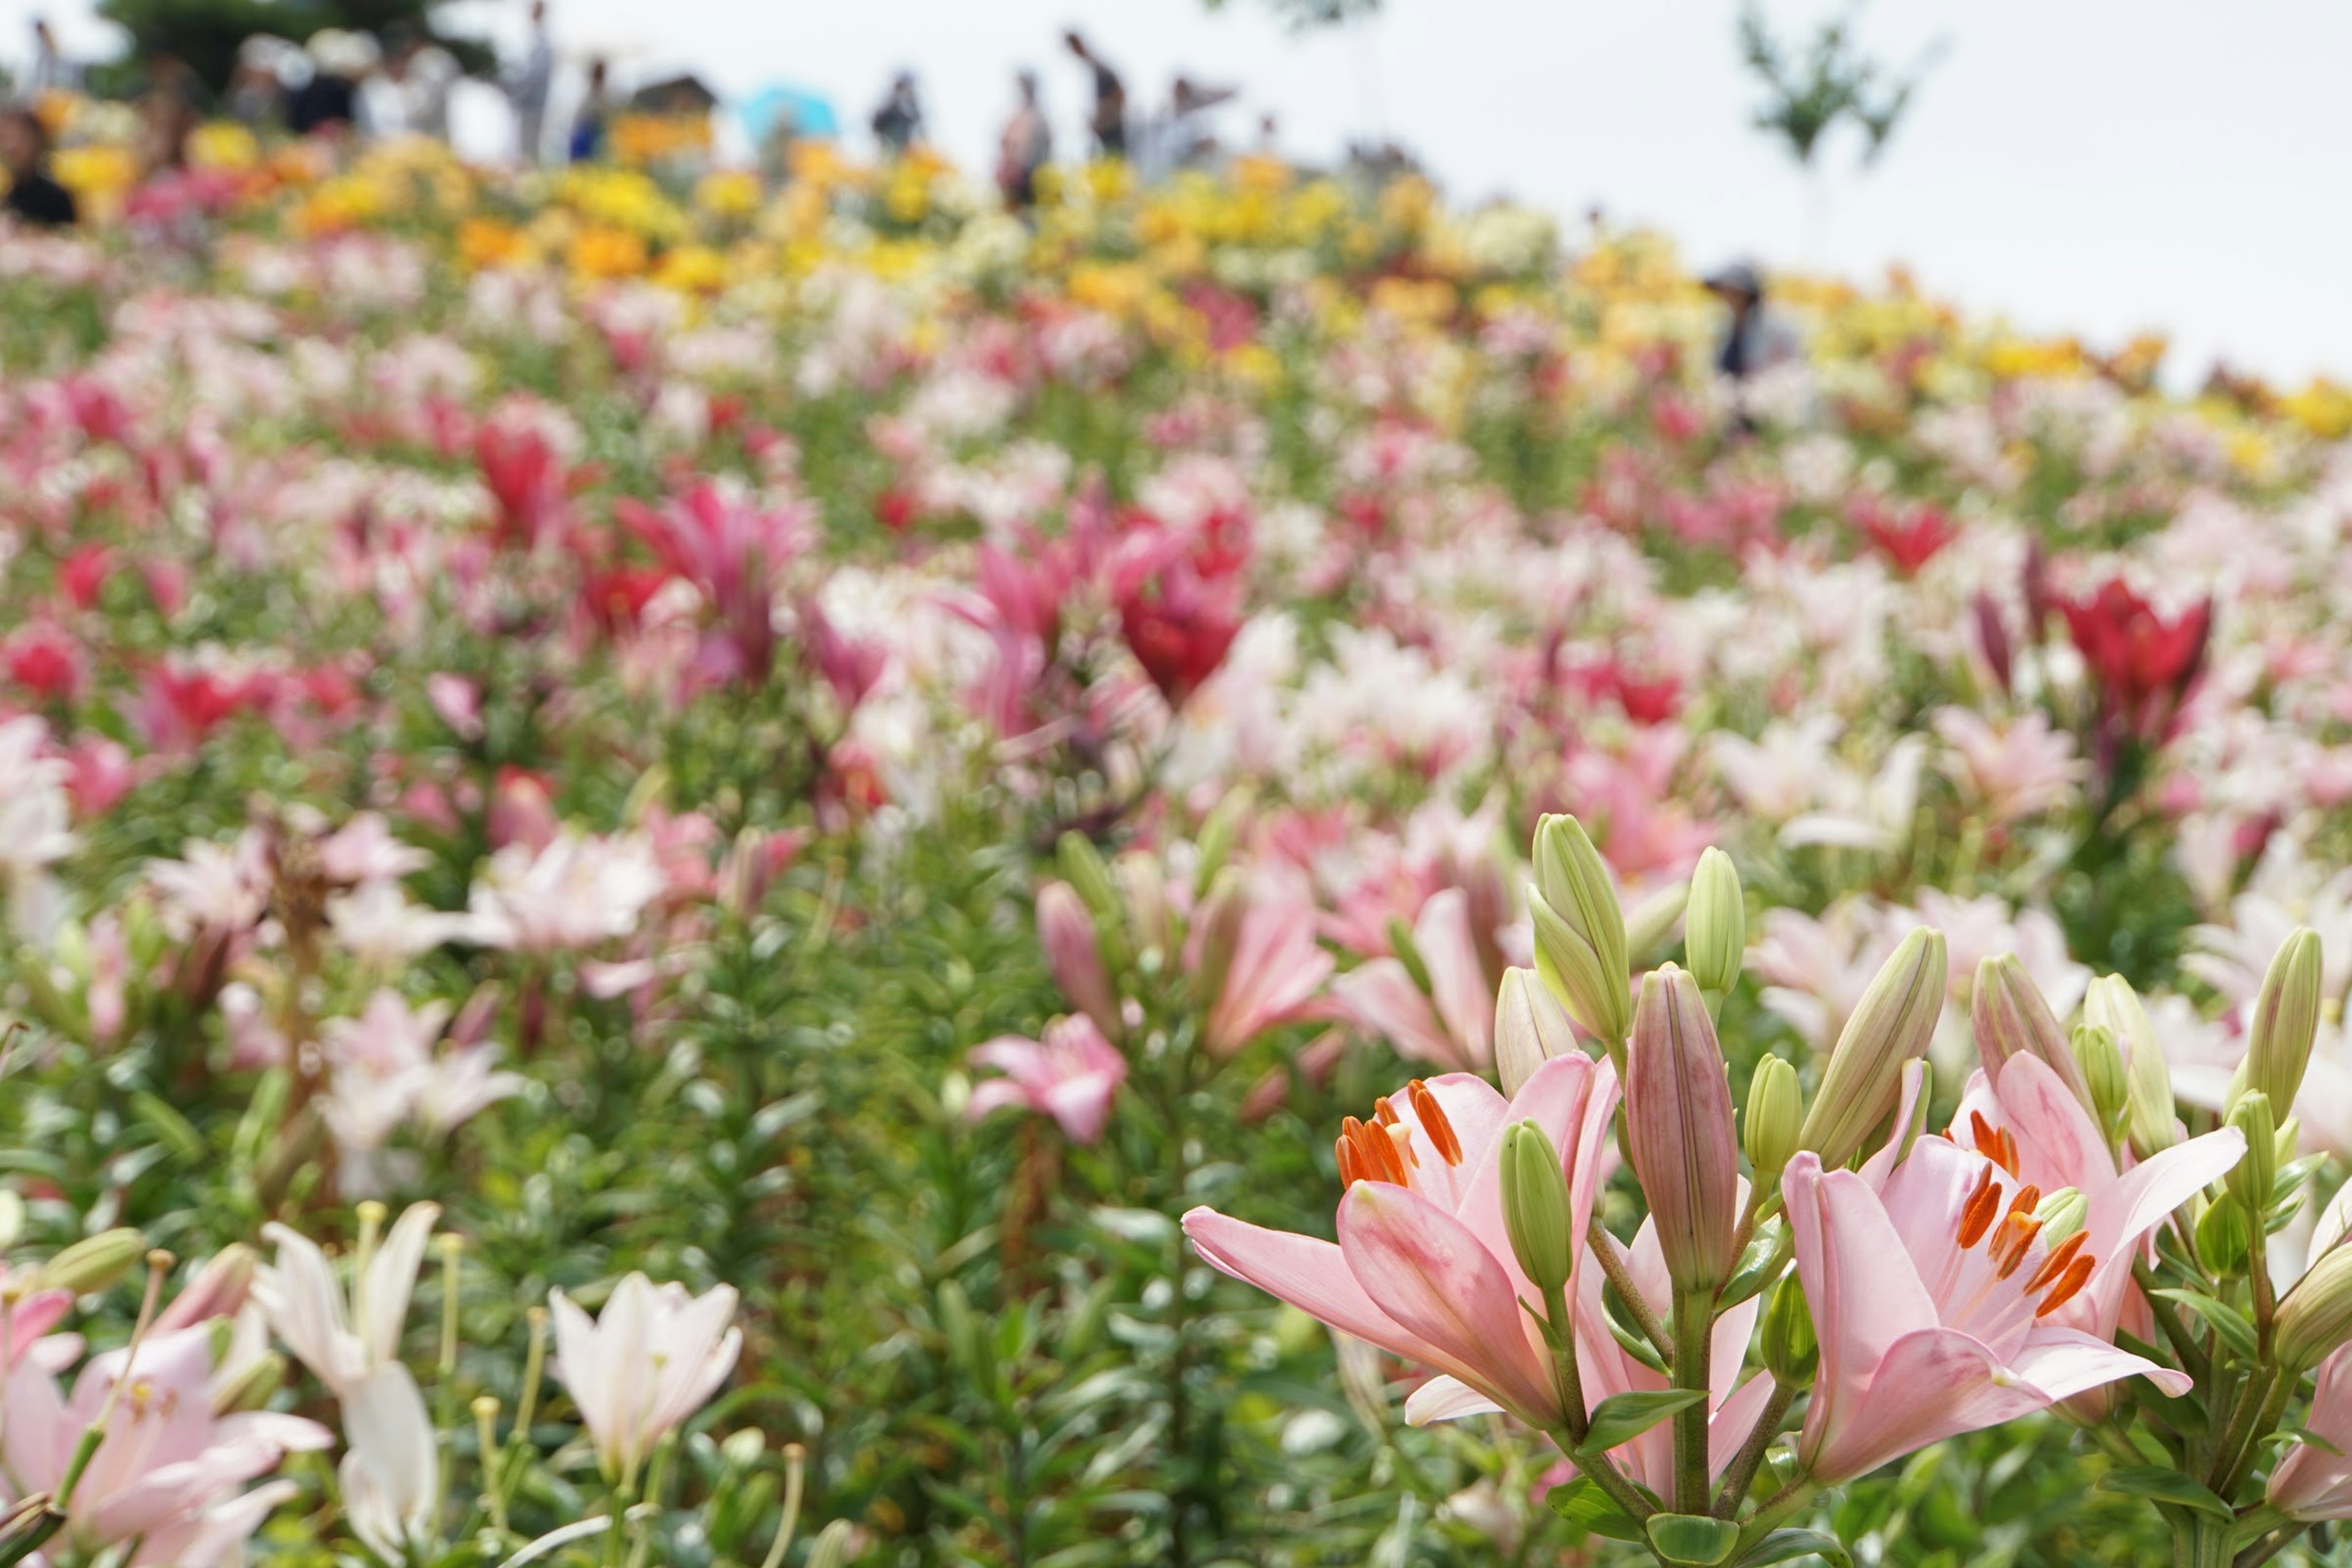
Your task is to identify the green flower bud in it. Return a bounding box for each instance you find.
[2082,974,2176,1156]
[211,1349,290,1415]
[2032,1186,2089,1248]
[1684,848,1746,997]
[1499,1121,1575,1297]
[807,1520,856,1568]
[36,1227,146,1297]
[1193,787,1253,899]
[2073,1023,2130,1148]
[2279,1238,2352,1370]
[2226,1092,2277,1213]
[1798,927,1947,1170]
[1624,878,1691,960]
[2197,1195,2252,1279]
[1528,815,1631,1055]
[2245,927,2324,1117]
[1494,967,1577,1099]
[1973,954,2096,1115]
[1189,866,1246,1015]
[1743,1055,1803,1183]
[1762,1273,1819,1389]
[1056,830,1129,971]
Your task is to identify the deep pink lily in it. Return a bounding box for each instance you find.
[966,1016,1128,1145]
[1783,1101,2201,1483]
[1184,1054,1617,1429]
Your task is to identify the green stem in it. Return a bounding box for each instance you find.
[2212,1371,2294,1502]
[2174,1514,2233,1568]
[1670,1287,1713,1514]
[1713,1379,1798,1518]
[2138,1259,2211,1383]
[1543,1279,1588,1446]
[2233,1523,2309,1568]
[1734,1479,1820,1551]
[1550,1424,1656,1526]
[1588,1215,1674,1361]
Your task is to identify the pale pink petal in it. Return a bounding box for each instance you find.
[1183,1208,1452,1373]
[1403,1373,1504,1426]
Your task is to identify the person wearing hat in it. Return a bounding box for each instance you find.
[1,106,75,227]
[288,30,374,137]
[1703,260,1801,382]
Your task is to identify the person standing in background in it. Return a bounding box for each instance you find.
[870,71,923,157]
[569,56,614,162]
[996,70,1051,213]
[507,0,556,164]
[1,107,75,226]
[23,17,75,101]
[1062,31,1125,159]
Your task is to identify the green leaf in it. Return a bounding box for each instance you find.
[2277,1425,2347,1457]
[1735,1529,1855,1568]
[129,1092,205,1164]
[2097,1465,2233,1518]
[2150,1289,2261,1360]
[1581,1387,1709,1453]
[1647,1512,1741,1564]
[1545,1478,1643,1542]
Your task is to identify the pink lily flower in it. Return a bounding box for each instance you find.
[1183,1054,1618,1430]
[2269,1344,2352,1519]
[1191,880,1334,1057]
[1330,889,1495,1072]
[966,1015,1128,1144]
[1781,1082,2207,1484]
[1951,1053,2246,1358]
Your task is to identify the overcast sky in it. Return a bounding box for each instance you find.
[12,0,2349,388]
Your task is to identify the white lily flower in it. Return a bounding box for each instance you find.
[549,1273,741,1486]
[256,1202,441,1395]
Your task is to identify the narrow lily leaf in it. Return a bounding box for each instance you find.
[1544,1478,1643,1542]
[1734,1529,1854,1568]
[2097,1466,2233,1518]
[1581,1387,1709,1453]
[1646,1512,1740,1564]
[2149,1290,2260,1360]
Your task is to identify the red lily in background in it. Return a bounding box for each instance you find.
[2057,578,2212,748]
[1852,496,1961,577]
[1111,522,1246,711]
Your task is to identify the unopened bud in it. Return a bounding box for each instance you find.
[0,1495,56,1561]
[1799,927,1947,1170]
[2073,1024,2130,1147]
[1684,848,1745,997]
[807,1520,856,1568]
[2082,974,2176,1156]
[1188,866,1246,1016]
[1973,954,2095,1114]
[154,1243,258,1333]
[1624,878,1691,960]
[1385,914,1434,996]
[1528,815,1632,1057]
[1193,788,1252,898]
[1762,1273,1818,1388]
[1037,881,1120,1041]
[2226,1093,2277,1213]
[720,1427,765,1468]
[2198,1195,2252,1279]
[1499,1121,1575,1297]
[1055,831,1129,971]
[36,1227,146,1297]
[1494,967,1578,1098]
[2279,1240,2352,1370]
[1626,966,1738,1293]
[0,1191,21,1254]
[212,1349,290,1415]
[1113,850,1169,962]
[1743,1055,1802,1183]
[2032,1186,2089,1248]
[2245,928,2324,1117]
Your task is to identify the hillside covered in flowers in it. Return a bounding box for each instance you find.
[3,131,2352,1567]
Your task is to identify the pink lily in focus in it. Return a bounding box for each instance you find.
[1781,1077,2207,1484]
[1183,1054,1618,1430]
[549,1273,742,1487]
[967,1016,1128,1144]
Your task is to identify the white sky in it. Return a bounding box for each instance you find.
[12,0,2350,388]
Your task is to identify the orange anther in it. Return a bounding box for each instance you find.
[1336,1134,1366,1189]
[2036,1254,2095,1316]
[2006,1184,2041,1219]
[1408,1080,1464,1167]
[1994,1213,2043,1279]
[1958,1164,2002,1248]
[1373,1097,1400,1128]
[2024,1231,2089,1294]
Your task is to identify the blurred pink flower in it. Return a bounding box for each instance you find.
[967,1015,1128,1144]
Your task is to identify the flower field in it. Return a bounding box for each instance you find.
[4,134,2352,1567]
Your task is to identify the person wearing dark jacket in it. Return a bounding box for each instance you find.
[1,108,76,227]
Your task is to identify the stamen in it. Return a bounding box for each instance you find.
[1344,1116,1409,1186]
[1958,1164,2002,1248]
[1335,1134,1367,1189]
[1387,1122,1420,1170]
[1373,1097,1400,1128]
[1992,1212,2043,1278]
[2024,1231,2089,1294]
[1407,1080,1463,1167]
[1968,1110,1997,1154]
[1996,1129,2020,1176]
[2036,1254,2095,1316]
[2006,1184,2041,1219]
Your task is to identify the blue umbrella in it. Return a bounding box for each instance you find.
[739,83,840,144]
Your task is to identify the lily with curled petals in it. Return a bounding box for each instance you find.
[255,1202,440,1396]
[1331,888,1495,1072]
[550,1273,742,1488]
[965,1015,1129,1145]
[1190,878,1333,1057]
[338,1362,441,1562]
[1781,1087,2213,1485]
[1183,1053,1617,1431]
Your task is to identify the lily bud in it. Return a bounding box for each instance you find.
[2244,927,2324,1117]
[1528,815,1632,1056]
[807,1520,856,1568]
[36,1227,146,1297]
[1114,850,1170,962]
[1743,1055,1802,1184]
[155,1243,258,1333]
[1499,1121,1575,1298]
[2082,974,2177,1156]
[1624,878,1691,960]
[2226,1092,2277,1213]
[211,1349,290,1415]
[1626,965,1738,1294]
[2073,1024,2130,1148]
[1055,831,1129,971]
[2032,1187,2089,1248]
[1037,881,1120,1041]
[1798,927,1947,1170]
[2198,1196,2252,1279]
[1973,955,2095,1115]
[1193,788,1252,898]
[2279,1240,2352,1370]
[1762,1273,1818,1388]
[1189,867,1246,1016]
[1684,848,1745,997]
[1494,967,1578,1098]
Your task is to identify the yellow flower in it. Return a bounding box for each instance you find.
[2282,379,2352,441]
[695,170,762,219]
[189,121,261,173]
[568,225,649,280]
[458,217,530,271]
[654,244,729,294]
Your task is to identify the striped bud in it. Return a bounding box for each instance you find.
[1499,1120,1575,1297]
[2082,974,2176,1156]
[2073,1023,2130,1148]
[1528,815,1631,1057]
[2245,928,2324,1117]
[36,1227,146,1297]
[1743,1055,1802,1184]
[1973,954,2095,1115]
[2226,1092,2277,1214]
[1626,965,1738,1293]
[2280,1240,2352,1370]
[1762,1273,1818,1388]
[1798,927,1947,1170]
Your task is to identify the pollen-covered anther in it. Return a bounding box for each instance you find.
[2024,1230,2089,1294]
[1406,1079,1464,1167]
[1957,1163,2003,1248]
[2035,1253,2095,1316]
[1991,1211,2043,1278]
